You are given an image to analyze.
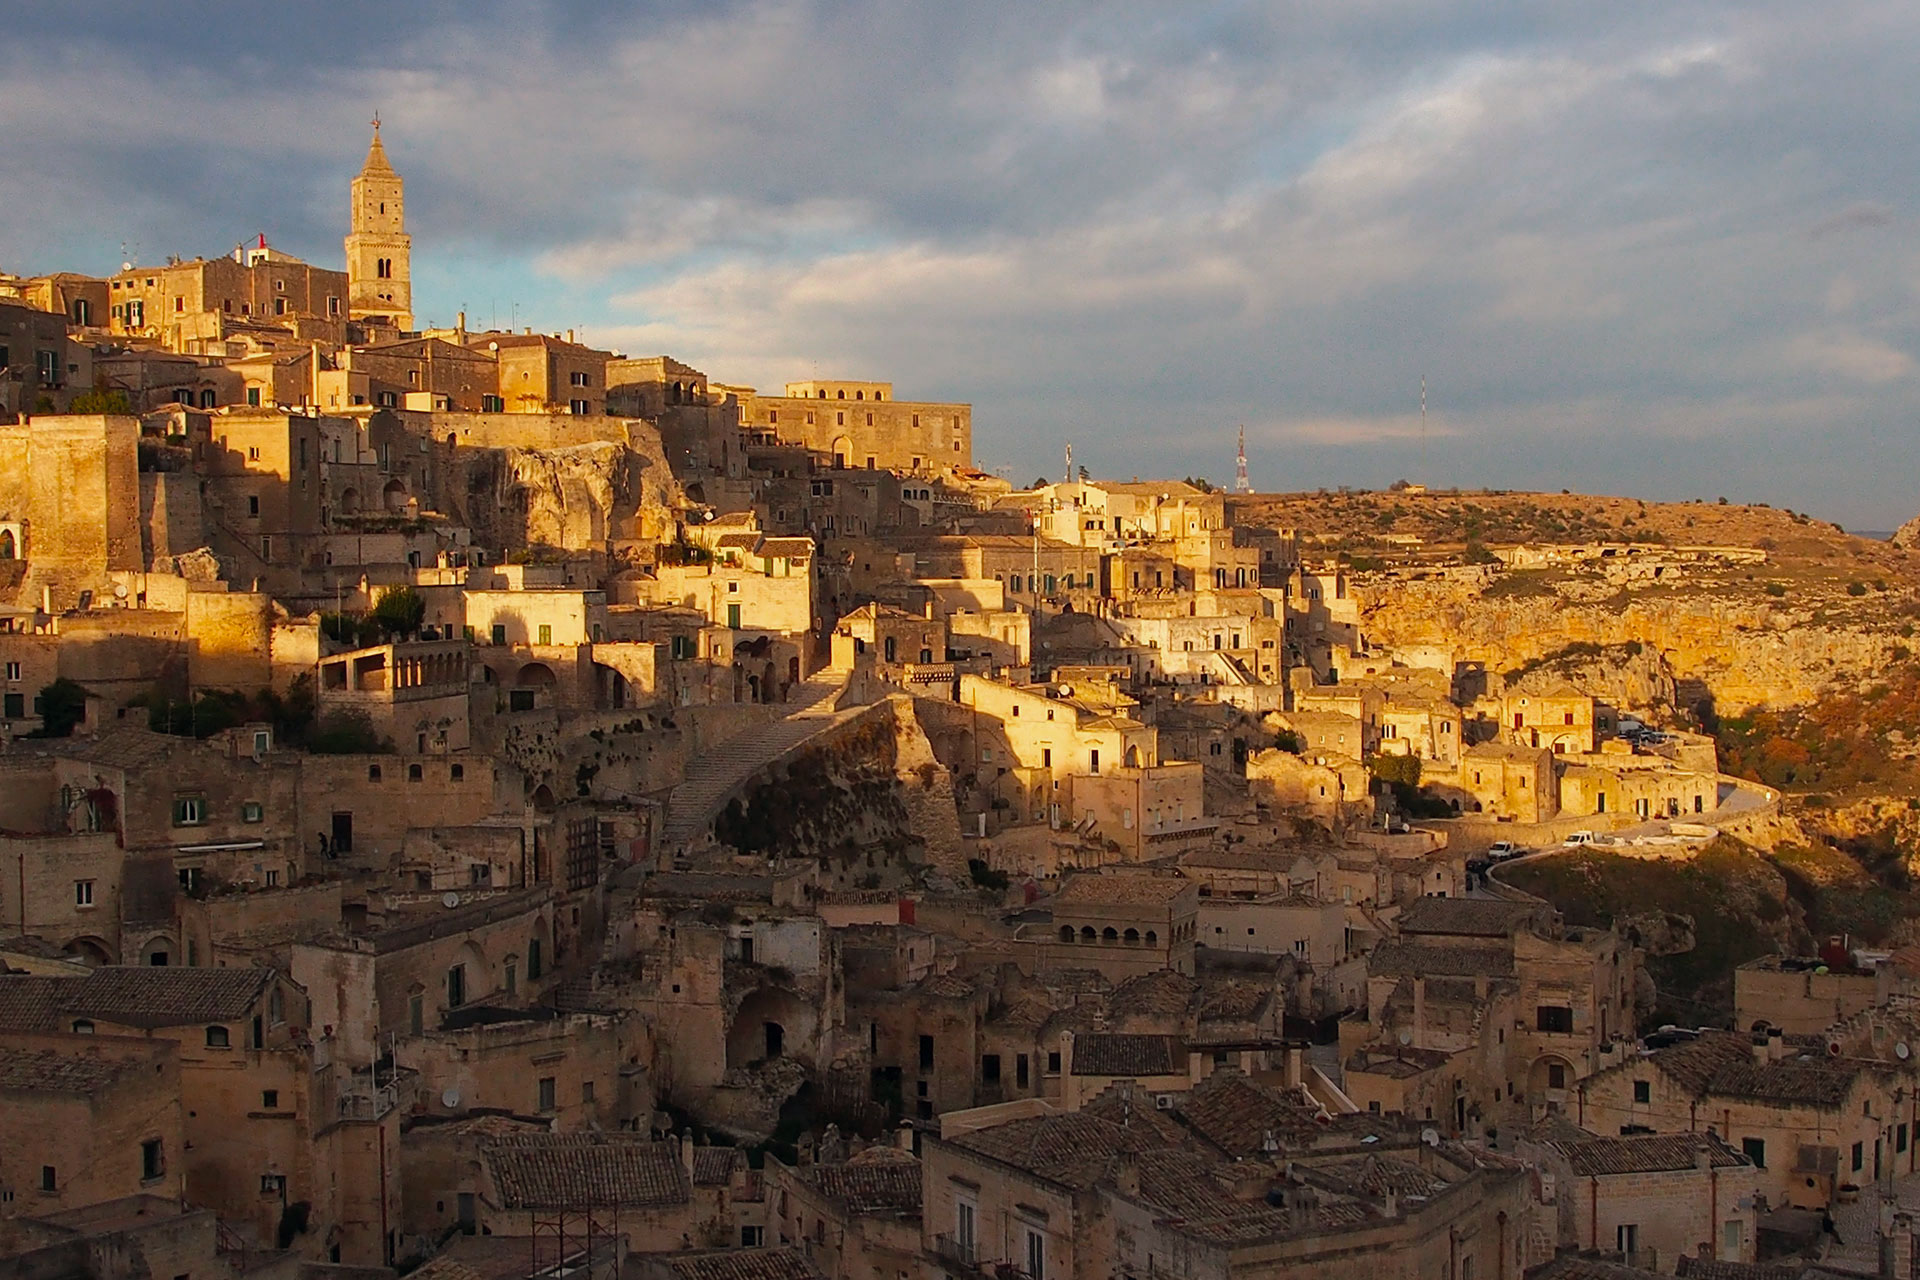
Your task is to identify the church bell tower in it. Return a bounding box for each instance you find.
[344,118,413,332]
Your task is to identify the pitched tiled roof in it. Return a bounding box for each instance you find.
[0,1045,148,1093]
[947,1112,1165,1190]
[66,966,274,1028]
[693,1146,743,1186]
[1674,1259,1808,1280]
[1110,970,1198,1019]
[1531,1260,1668,1280]
[405,1259,489,1280]
[1369,940,1513,979]
[1176,1070,1321,1157]
[1080,1086,1191,1146]
[1396,897,1536,938]
[1555,1133,1748,1177]
[1197,979,1272,1024]
[1705,1058,1860,1109]
[664,1249,820,1280]
[483,1136,689,1209]
[1308,1154,1449,1199]
[805,1150,920,1214]
[1054,874,1190,906]
[1645,1031,1755,1093]
[0,976,80,1031]
[1071,1033,1184,1077]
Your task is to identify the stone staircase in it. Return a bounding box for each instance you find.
[654,666,854,854]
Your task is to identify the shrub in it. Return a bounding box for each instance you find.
[27,678,90,738]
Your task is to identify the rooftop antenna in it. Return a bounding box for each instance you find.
[1064,441,1072,487]
[1420,375,1427,481]
[1234,425,1251,494]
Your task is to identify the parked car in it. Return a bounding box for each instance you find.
[1562,830,1601,847]
[1487,840,1522,861]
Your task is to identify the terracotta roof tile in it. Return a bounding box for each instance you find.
[1555,1133,1748,1177]
[665,1250,820,1280]
[62,966,274,1028]
[1053,874,1191,907]
[0,1045,148,1093]
[947,1112,1166,1190]
[483,1135,689,1209]
[805,1153,920,1214]
[1369,940,1513,979]
[1396,897,1537,938]
[1176,1070,1321,1157]
[1070,1033,1184,1077]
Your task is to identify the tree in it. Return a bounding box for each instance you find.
[306,710,391,754]
[29,678,90,738]
[1368,753,1423,788]
[67,389,132,415]
[369,586,426,638]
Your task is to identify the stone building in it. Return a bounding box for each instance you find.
[738,380,970,475]
[344,124,412,333]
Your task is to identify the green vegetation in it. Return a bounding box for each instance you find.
[133,675,332,747]
[305,708,393,754]
[369,586,425,637]
[67,389,133,415]
[967,858,1010,893]
[1714,663,1920,793]
[1481,569,1559,600]
[27,678,91,738]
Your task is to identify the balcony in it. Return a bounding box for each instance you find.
[930,1237,1031,1280]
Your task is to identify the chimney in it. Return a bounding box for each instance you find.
[1695,1141,1713,1173]
[1285,1045,1305,1089]
[566,329,575,344]
[456,310,467,340]
[679,1132,695,1180]
[1890,1212,1914,1280]
[1751,1031,1770,1065]
[1768,1026,1789,1061]
[894,1120,914,1153]
[1113,1150,1140,1197]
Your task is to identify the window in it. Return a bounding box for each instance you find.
[451,764,465,782]
[1853,1141,1864,1172]
[491,624,507,645]
[570,371,590,387]
[247,387,261,407]
[1546,1063,1566,1089]
[538,624,552,645]
[408,993,424,1036]
[1025,1228,1045,1280]
[982,1054,1001,1083]
[368,764,383,781]
[243,802,264,823]
[1723,1219,1744,1256]
[955,1200,977,1260]
[1616,1224,1638,1256]
[264,869,280,887]
[40,1167,55,1193]
[173,796,206,826]
[448,964,467,1008]
[206,1025,230,1048]
[140,1140,165,1181]
[919,1034,934,1071]
[408,763,423,782]
[261,1174,286,1196]
[528,938,543,980]
[1742,1136,1766,1168]
[482,394,504,412]
[741,1227,763,1248]
[1047,1050,1062,1074]
[71,1018,94,1034]
[538,1077,557,1112]
[1633,1080,1650,1103]
[1017,1053,1030,1088]
[1536,1006,1573,1034]
[569,399,590,415]
[4,662,18,680]
[74,879,94,907]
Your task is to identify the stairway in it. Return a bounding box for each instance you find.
[655,666,854,853]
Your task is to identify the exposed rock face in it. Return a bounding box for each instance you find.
[446,428,684,556]
[1358,580,1897,714]
[1499,643,1677,713]
[1895,513,1920,549]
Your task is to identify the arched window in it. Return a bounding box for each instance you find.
[1124,928,1140,944]
[1059,926,1074,943]
[71,1019,94,1034]
[206,1025,231,1048]
[1080,926,1096,942]
[1145,931,1158,945]
[527,936,543,980]
[1102,927,1118,943]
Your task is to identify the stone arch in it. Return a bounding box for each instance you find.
[382,478,409,513]
[1124,744,1142,768]
[530,784,556,814]
[1527,1054,1577,1109]
[63,936,112,967]
[141,934,175,966]
[728,986,817,1069]
[831,436,853,469]
[1102,927,1118,942]
[1059,926,1074,943]
[1080,926,1096,942]
[0,529,14,560]
[339,487,361,515]
[1124,927,1140,945]
[516,662,556,688]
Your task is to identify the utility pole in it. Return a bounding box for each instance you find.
[1420,375,1428,481]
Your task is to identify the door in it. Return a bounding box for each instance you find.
[727,603,741,629]
[457,1193,476,1235]
[330,812,353,854]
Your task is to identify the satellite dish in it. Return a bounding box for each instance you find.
[1828,1040,1843,1057]
[441,1088,461,1108]
[442,891,461,909]
[112,583,129,599]
[1421,1128,1440,1147]
[1398,1029,1413,1045]
[1898,1042,1911,1061]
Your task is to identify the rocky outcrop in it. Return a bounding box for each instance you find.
[1893,513,1920,549]
[1359,579,1897,714]
[447,427,685,556]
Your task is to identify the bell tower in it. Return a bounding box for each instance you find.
[344,117,413,331]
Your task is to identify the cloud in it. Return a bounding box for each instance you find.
[2,2,1919,522]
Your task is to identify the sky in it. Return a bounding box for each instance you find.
[3,1,1918,527]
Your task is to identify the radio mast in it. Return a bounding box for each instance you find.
[1234,426,1251,493]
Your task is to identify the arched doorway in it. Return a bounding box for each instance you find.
[338,488,361,515]
[511,662,555,711]
[64,937,112,967]
[382,479,409,513]
[0,529,14,559]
